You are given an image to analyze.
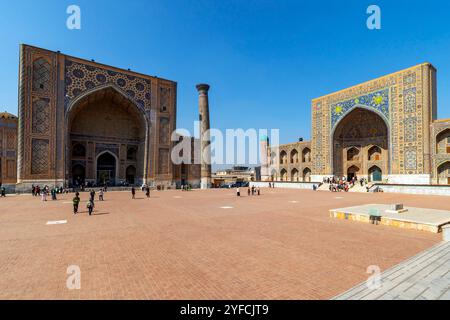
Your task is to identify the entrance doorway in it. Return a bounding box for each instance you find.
[347,165,360,181]
[72,164,86,186]
[97,152,116,186]
[333,108,388,179]
[126,165,136,185]
[369,166,382,182]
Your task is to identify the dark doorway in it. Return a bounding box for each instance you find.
[347,165,360,181]
[72,164,85,186]
[126,165,136,185]
[97,152,116,186]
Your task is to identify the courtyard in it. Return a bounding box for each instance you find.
[0,188,444,300]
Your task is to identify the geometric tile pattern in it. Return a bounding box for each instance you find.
[404,88,417,113]
[65,60,152,110]
[404,117,417,143]
[403,73,416,86]
[405,147,418,170]
[32,98,50,134]
[160,87,171,112]
[158,148,169,174]
[159,118,170,145]
[31,138,49,175]
[32,58,51,92]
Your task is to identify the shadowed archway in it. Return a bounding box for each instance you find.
[66,86,148,186]
[333,108,389,179]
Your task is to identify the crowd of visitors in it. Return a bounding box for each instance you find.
[31,184,69,201]
[323,176,370,192]
[237,185,261,197]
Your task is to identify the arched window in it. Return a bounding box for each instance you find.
[368,146,382,161]
[303,167,311,182]
[280,151,288,165]
[72,143,86,158]
[302,148,311,163]
[291,168,299,182]
[347,147,360,161]
[436,129,450,154]
[280,169,288,181]
[127,146,137,161]
[270,169,277,182]
[290,149,299,164]
[437,161,450,185]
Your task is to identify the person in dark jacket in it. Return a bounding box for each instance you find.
[72,192,80,214]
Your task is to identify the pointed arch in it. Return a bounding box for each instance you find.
[280,168,288,181]
[291,168,299,181]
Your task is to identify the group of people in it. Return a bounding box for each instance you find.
[31,184,69,201]
[324,176,370,193]
[236,186,261,197]
[72,188,107,215]
[180,184,192,191]
[132,185,151,199]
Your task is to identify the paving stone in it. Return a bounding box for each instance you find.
[0,189,443,300]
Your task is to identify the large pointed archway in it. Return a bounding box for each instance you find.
[66,86,148,186]
[332,107,389,180]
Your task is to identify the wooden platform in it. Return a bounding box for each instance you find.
[330,204,450,233]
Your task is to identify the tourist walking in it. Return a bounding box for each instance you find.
[51,188,57,201]
[73,192,80,214]
[99,189,104,201]
[131,187,136,199]
[89,189,95,202]
[236,187,240,197]
[41,189,47,201]
[87,198,95,216]
[257,187,260,195]
[0,187,6,197]
[145,186,150,198]
[247,188,251,196]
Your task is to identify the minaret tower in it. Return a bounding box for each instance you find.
[196,84,211,189]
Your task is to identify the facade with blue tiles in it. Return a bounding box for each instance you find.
[265,63,450,185]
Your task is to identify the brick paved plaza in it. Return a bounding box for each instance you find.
[0,188,443,300]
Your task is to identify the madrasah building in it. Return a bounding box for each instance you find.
[1,46,450,190]
[260,63,450,186]
[1,44,204,192]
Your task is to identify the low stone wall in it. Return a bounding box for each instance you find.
[250,181,319,190]
[1,184,16,194]
[374,184,450,196]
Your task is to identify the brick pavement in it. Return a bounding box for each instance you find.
[334,241,450,300]
[0,188,443,299]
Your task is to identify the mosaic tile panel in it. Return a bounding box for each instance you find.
[404,88,417,113]
[404,117,417,143]
[405,147,417,170]
[31,139,49,175]
[32,98,51,134]
[32,58,51,92]
[330,89,389,129]
[65,60,152,110]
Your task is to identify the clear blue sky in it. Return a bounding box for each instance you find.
[1,0,450,144]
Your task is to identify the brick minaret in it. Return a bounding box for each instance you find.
[196,84,211,189]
